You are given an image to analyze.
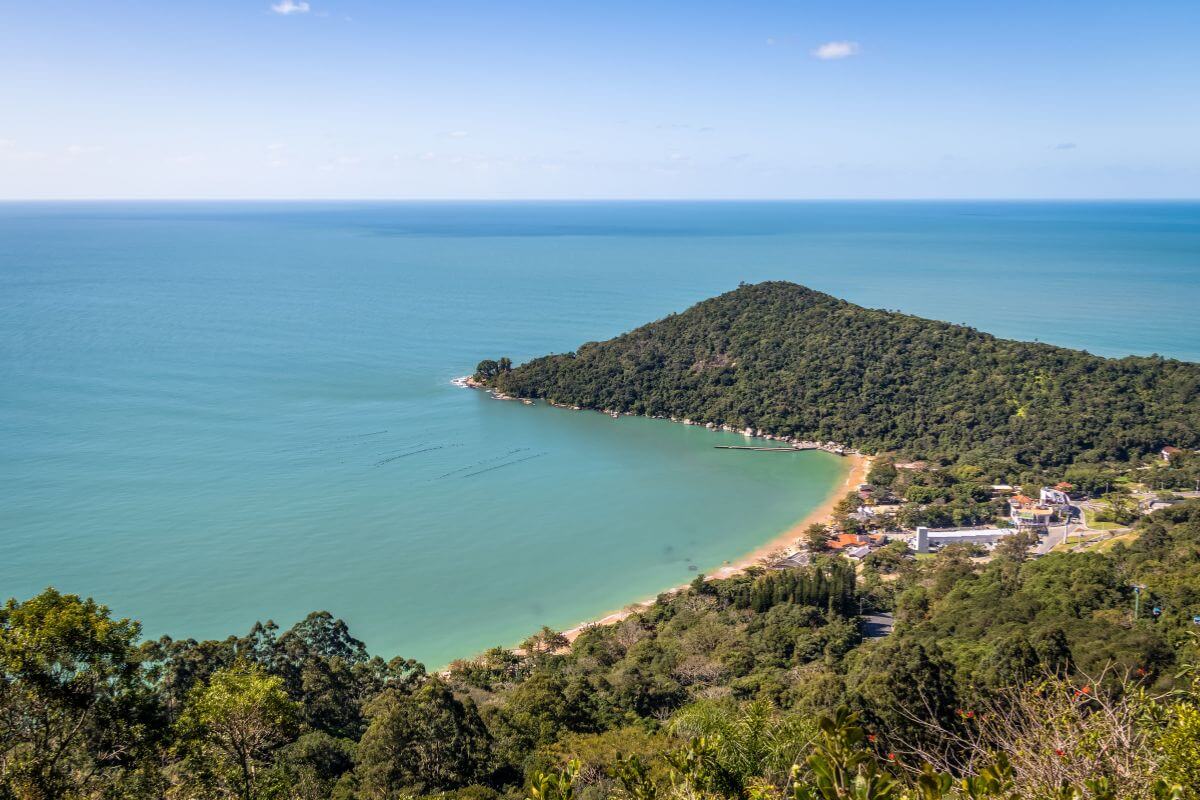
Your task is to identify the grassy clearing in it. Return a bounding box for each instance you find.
[1084,509,1123,530]
[1091,531,1141,552]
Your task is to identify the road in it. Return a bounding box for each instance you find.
[1035,504,1082,554]
[861,613,895,639]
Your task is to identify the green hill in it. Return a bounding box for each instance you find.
[484,282,1200,472]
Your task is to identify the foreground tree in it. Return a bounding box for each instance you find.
[175,662,298,800]
[353,679,492,796]
[0,588,147,800]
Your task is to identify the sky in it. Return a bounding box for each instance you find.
[1,0,1198,199]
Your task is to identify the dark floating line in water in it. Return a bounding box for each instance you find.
[344,430,389,439]
[373,443,463,467]
[376,442,430,457]
[271,430,403,456]
[436,448,530,479]
[459,451,547,478]
[374,446,443,466]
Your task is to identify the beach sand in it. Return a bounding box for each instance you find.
[562,452,870,642]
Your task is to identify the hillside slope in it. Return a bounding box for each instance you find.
[486,282,1200,470]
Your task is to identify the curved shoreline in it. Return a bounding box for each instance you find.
[452,377,872,648]
[561,451,869,642]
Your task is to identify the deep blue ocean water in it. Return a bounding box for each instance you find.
[2,201,1197,666]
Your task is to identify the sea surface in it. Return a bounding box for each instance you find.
[2,201,1198,667]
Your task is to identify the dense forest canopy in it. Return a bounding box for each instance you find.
[481,282,1200,474]
[5,502,1200,799]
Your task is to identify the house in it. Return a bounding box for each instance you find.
[827,533,871,550]
[769,552,811,570]
[846,545,872,560]
[1162,446,1183,462]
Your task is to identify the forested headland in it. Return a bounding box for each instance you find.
[5,502,1200,800]
[479,282,1200,478]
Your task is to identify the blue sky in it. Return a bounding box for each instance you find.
[1,0,1197,199]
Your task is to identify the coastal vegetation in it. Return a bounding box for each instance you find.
[5,501,1200,800]
[476,282,1200,480]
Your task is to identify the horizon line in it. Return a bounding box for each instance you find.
[2,196,1199,203]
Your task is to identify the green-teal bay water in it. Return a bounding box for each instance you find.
[2,201,1198,667]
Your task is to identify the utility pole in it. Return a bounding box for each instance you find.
[1133,584,1146,620]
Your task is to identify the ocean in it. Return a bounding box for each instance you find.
[1,201,1197,667]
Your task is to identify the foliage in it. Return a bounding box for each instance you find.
[353,679,492,797]
[0,589,149,800]
[5,503,1200,799]
[483,282,1200,474]
[175,662,299,800]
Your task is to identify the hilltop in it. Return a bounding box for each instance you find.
[483,282,1200,474]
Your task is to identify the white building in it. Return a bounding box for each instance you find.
[911,526,1017,554]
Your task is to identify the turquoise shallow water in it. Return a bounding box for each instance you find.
[1,201,1197,667]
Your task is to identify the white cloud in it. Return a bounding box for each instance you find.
[271,0,310,15]
[65,144,104,157]
[445,130,469,139]
[812,41,860,60]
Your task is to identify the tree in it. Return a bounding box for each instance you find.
[867,459,898,489]
[474,360,500,380]
[354,679,492,796]
[993,530,1039,563]
[1098,492,1137,525]
[474,358,513,382]
[176,662,299,800]
[0,588,146,800]
[846,640,961,763]
[520,626,569,657]
[803,524,830,553]
[668,700,815,792]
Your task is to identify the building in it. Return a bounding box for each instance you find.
[769,552,811,570]
[1162,446,1183,462]
[911,526,1018,555]
[1009,494,1057,531]
[1012,506,1056,530]
[1040,486,1072,507]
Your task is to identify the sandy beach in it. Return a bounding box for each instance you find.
[562,451,870,642]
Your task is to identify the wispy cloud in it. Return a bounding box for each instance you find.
[271,0,310,15]
[1053,142,1078,150]
[445,130,469,139]
[65,144,104,157]
[812,41,860,60]
[0,139,46,163]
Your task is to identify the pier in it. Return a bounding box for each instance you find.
[713,445,817,451]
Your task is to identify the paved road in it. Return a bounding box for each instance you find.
[1037,523,1069,554]
[861,613,895,638]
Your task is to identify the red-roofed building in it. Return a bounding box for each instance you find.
[828,533,871,550]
